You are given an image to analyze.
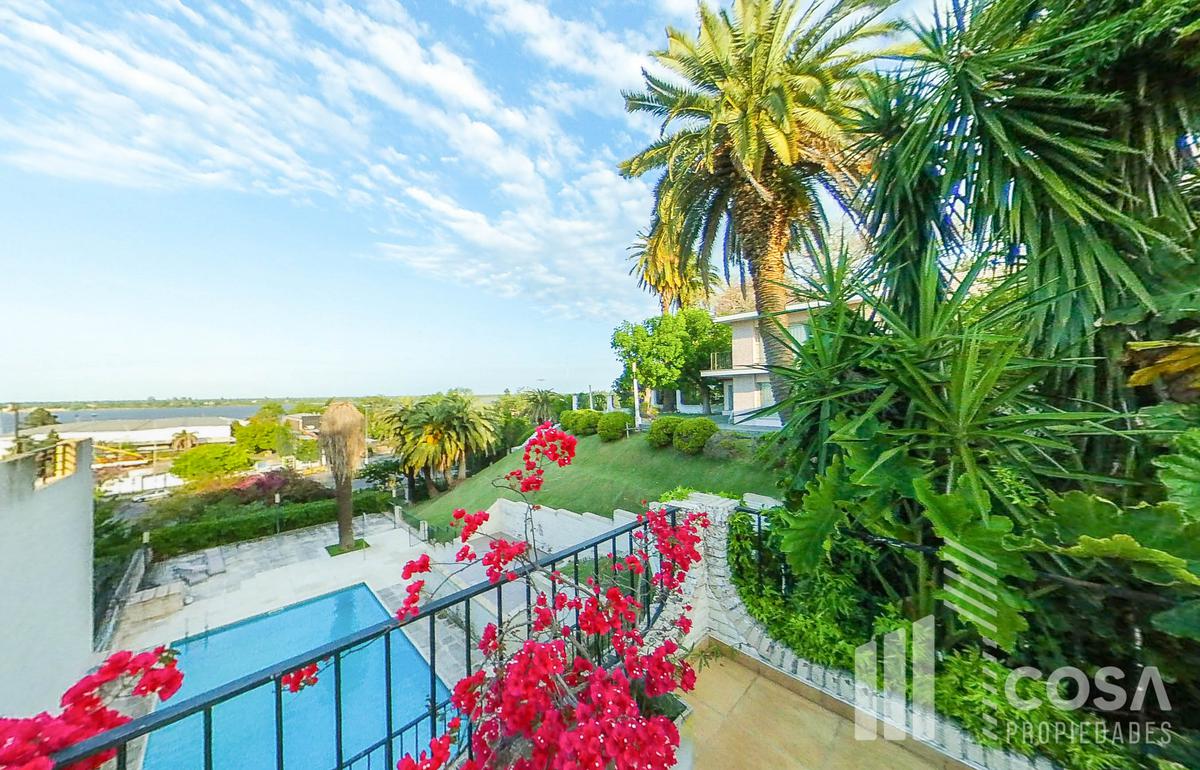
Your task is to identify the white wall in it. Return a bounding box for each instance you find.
[0,441,95,716]
[484,498,638,555]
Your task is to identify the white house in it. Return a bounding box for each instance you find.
[698,301,827,429]
[0,440,95,715]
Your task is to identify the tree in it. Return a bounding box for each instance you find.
[855,0,1200,422]
[171,444,253,481]
[676,308,732,413]
[520,388,564,423]
[611,309,730,414]
[621,0,895,419]
[253,401,285,421]
[23,407,58,427]
[169,430,199,452]
[319,402,366,551]
[628,220,720,313]
[612,316,685,411]
[232,418,290,455]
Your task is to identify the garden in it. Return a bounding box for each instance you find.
[613,0,1200,766]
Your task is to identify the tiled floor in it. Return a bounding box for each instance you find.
[683,657,939,770]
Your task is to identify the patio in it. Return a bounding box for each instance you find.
[685,656,941,770]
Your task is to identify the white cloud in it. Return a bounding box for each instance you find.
[0,0,661,321]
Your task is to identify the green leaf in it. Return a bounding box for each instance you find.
[1155,429,1200,518]
[914,479,1033,651]
[775,458,850,573]
[1151,600,1200,642]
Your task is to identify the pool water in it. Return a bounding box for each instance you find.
[143,584,448,770]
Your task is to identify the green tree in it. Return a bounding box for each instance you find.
[621,0,895,418]
[611,309,730,414]
[232,418,290,455]
[171,444,253,481]
[23,407,58,427]
[253,401,285,421]
[520,388,565,423]
[676,308,732,414]
[319,402,366,551]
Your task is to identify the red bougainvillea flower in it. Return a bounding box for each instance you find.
[0,648,183,770]
[402,554,432,580]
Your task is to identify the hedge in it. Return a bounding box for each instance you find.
[597,411,634,441]
[571,409,602,436]
[558,409,578,433]
[672,418,719,455]
[646,416,684,448]
[150,490,392,557]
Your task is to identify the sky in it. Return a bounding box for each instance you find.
[0,0,930,402]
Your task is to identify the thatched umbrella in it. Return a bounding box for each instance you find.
[319,402,366,550]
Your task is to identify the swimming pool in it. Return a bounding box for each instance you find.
[143,584,449,770]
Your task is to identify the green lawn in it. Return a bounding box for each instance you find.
[404,433,781,527]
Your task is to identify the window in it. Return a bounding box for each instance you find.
[788,322,808,344]
[757,380,774,407]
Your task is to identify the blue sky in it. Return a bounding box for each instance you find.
[0,0,929,401]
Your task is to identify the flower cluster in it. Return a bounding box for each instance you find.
[451,508,488,542]
[0,648,183,770]
[503,421,576,494]
[641,508,709,591]
[480,538,527,583]
[281,663,320,693]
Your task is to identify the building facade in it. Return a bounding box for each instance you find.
[700,302,822,429]
[0,440,95,715]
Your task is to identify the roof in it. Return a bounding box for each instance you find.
[21,416,236,436]
[713,299,830,324]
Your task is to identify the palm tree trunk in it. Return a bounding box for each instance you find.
[335,478,355,550]
[736,179,796,423]
[699,381,712,415]
[457,450,468,483]
[423,463,437,497]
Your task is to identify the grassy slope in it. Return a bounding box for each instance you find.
[405,433,780,527]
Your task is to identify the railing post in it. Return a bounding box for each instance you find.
[428,614,438,740]
[384,632,395,770]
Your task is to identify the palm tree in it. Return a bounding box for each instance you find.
[319,402,366,551]
[169,430,199,452]
[629,220,720,313]
[621,0,896,415]
[522,388,562,424]
[392,396,461,497]
[440,391,499,482]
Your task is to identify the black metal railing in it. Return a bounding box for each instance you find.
[53,510,678,770]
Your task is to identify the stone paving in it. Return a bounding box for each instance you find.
[144,513,403,602]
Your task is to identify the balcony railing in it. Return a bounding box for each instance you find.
[53,510,679,770]
[709,350,733,370]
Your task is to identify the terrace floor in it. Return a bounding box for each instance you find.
[684,657,939,770]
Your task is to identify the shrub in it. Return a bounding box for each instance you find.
[149,490,390,557]
[558,409,578,432]
[672,418,718,454]
[571,409,602,436]
[703,430,755,460]
[646,416,684,448]
[597,411,634,441]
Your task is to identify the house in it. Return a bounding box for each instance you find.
[283,413,321,435]
[699,301,827,429]
[0,440,94,715]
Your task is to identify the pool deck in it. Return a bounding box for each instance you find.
[118,517,438,651]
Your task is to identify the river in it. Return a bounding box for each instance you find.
[0,405,263,433]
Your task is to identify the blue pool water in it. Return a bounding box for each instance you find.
[143,584,449,770]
